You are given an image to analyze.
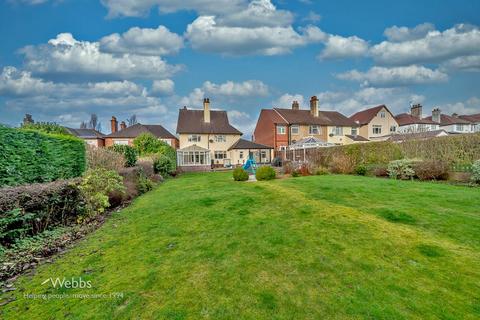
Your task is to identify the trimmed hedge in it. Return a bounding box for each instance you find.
[0,127,86,187]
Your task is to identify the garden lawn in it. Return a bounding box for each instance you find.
[1,173,480,319]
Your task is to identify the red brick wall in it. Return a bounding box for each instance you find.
[254,110,278,148]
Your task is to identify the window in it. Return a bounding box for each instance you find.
[279,146,286,151]
[456,124,464,132]
[239,151,244,159]
[277,126,286,134]
[291,125,299,135]
[113,139,129,145]
[260,150,267,159]
[309,125,319,135]
[214,135,226,142]
[214,151,227,159]
[188,135,201,142]
[379,111,386,118]
[351,128,358,136]
[372,125,382,135]
[390,125,397,133]
[331,126,343,136]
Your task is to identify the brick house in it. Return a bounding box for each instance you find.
[104,117,178,148]
[253,96,360,150]
[65,128,106,147]
[394,104,440,133]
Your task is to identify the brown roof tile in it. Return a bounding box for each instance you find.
[394,113,438,126]
[176,108,242,134]
[228,139,273,150]
[350,105,393,126]
[424,114,471,125]
[459,113,480,123]
[273,108,357,126]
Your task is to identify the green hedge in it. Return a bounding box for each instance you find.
[0,128,86,187]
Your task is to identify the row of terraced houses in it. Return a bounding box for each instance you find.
[65,96,480,171]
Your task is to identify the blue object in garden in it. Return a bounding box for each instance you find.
[242,154,257,175]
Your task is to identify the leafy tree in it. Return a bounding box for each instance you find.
[21,122,72,135]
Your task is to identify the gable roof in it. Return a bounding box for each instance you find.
[459,113,480,123]
[350,105,393,126]
[424,114,471,125]
[107,123,176,139]
[66,128,105,139]
[176,108,242,135]
[394,113,438,126]
[273,108,357,126]
[228,138,273,150]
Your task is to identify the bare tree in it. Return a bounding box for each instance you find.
[80,114,102,131]
[80,121,88,129]
[127,114,138,126]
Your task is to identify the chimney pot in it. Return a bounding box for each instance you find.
[310,96,319,117]
[120,121,127,130]
[411,104,423,119]
[110,116,118,133]
[292,100,300,110]
[432,108,441,124]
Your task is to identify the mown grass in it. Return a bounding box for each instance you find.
[1,173,480,319]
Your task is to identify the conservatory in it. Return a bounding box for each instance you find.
[176,144,211,171]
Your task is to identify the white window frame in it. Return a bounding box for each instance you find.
[390,125,397,133]
[214,151,227,160]
[260,150,267,159]
[277,126,286,134]
[214,135,226,143]
[113,139,129,145]
[456,124,464,132]
[332,126,343,136]
[239,151,244,159]
[379,111,386,118]
[309,125,320,135]
[291,125,299,135]
[372,125,382,135]
[188,135,201,143]
[351,128,358,136]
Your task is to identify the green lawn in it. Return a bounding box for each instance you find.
[2,173,480,319]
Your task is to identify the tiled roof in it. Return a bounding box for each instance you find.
[66,128,105,139]
[228,138,273,150]
[107,123,176,139]
[424,114,471,125]
[176,108,242,134]
[345,134,370,142]
[395,113,438,126]
[350,105,392,125]
[459,113,480,123]
[273,108,357,126]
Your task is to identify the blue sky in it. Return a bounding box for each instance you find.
[1,0,479,135]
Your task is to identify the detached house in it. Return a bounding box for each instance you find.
[395,104,440,133]
[459,113,480,133]
[424,109,474,134]
[254,96,361,150]
[350,105,399,140]
[66,128,105,147]
[104,117,178,148]
[176,98,272,171]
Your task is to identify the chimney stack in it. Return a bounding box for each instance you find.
[432,108,441,123]
[120,121,127,130]
[111,116,118,133]
[203,98,210,123]
[452,113,459,118]
[292,100,300,110]
[410,104,423,119]
[310,96,319,117]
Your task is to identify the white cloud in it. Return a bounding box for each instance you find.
[202,80,269,96]
[151,79,175,96]
[0,66,55,96]
[337,65,448,87]
[99,26,184,56]
[437,97,480,115]
[272,93,305,108]
[302,11,321,23]
[100,0,245,18]
[383,23,436,42]
[371,24,480,66]
[217,0,293,28]
[441,55,480,72]
[185,16,324,56]
[20,33,182,81]
[319,34,369,60]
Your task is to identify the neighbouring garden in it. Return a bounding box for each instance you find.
[1,172,479,319]
[0,125,177,281]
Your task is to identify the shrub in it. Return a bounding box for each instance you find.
[109,145,137,167]
[369,164,389,177]
[153,154,176,177]
[86,146,125,172]
[414,160,449,181]
[315,167,330,175]
[21,122,72,136]
[133,133,164,156]
[0,179,83,246]
[387,159,418,180]
[299,163,311,176]
[137,159,155,177]
[0,127,86,187]
[354,164,367,176]
[471,160,480,183]
[256,166,276,181]
[233,167,249,181]
[330,154,355,174]
[291,170,301,177]
[283,161,294,174]
[137,171,154,194]
[78,169,125,221]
